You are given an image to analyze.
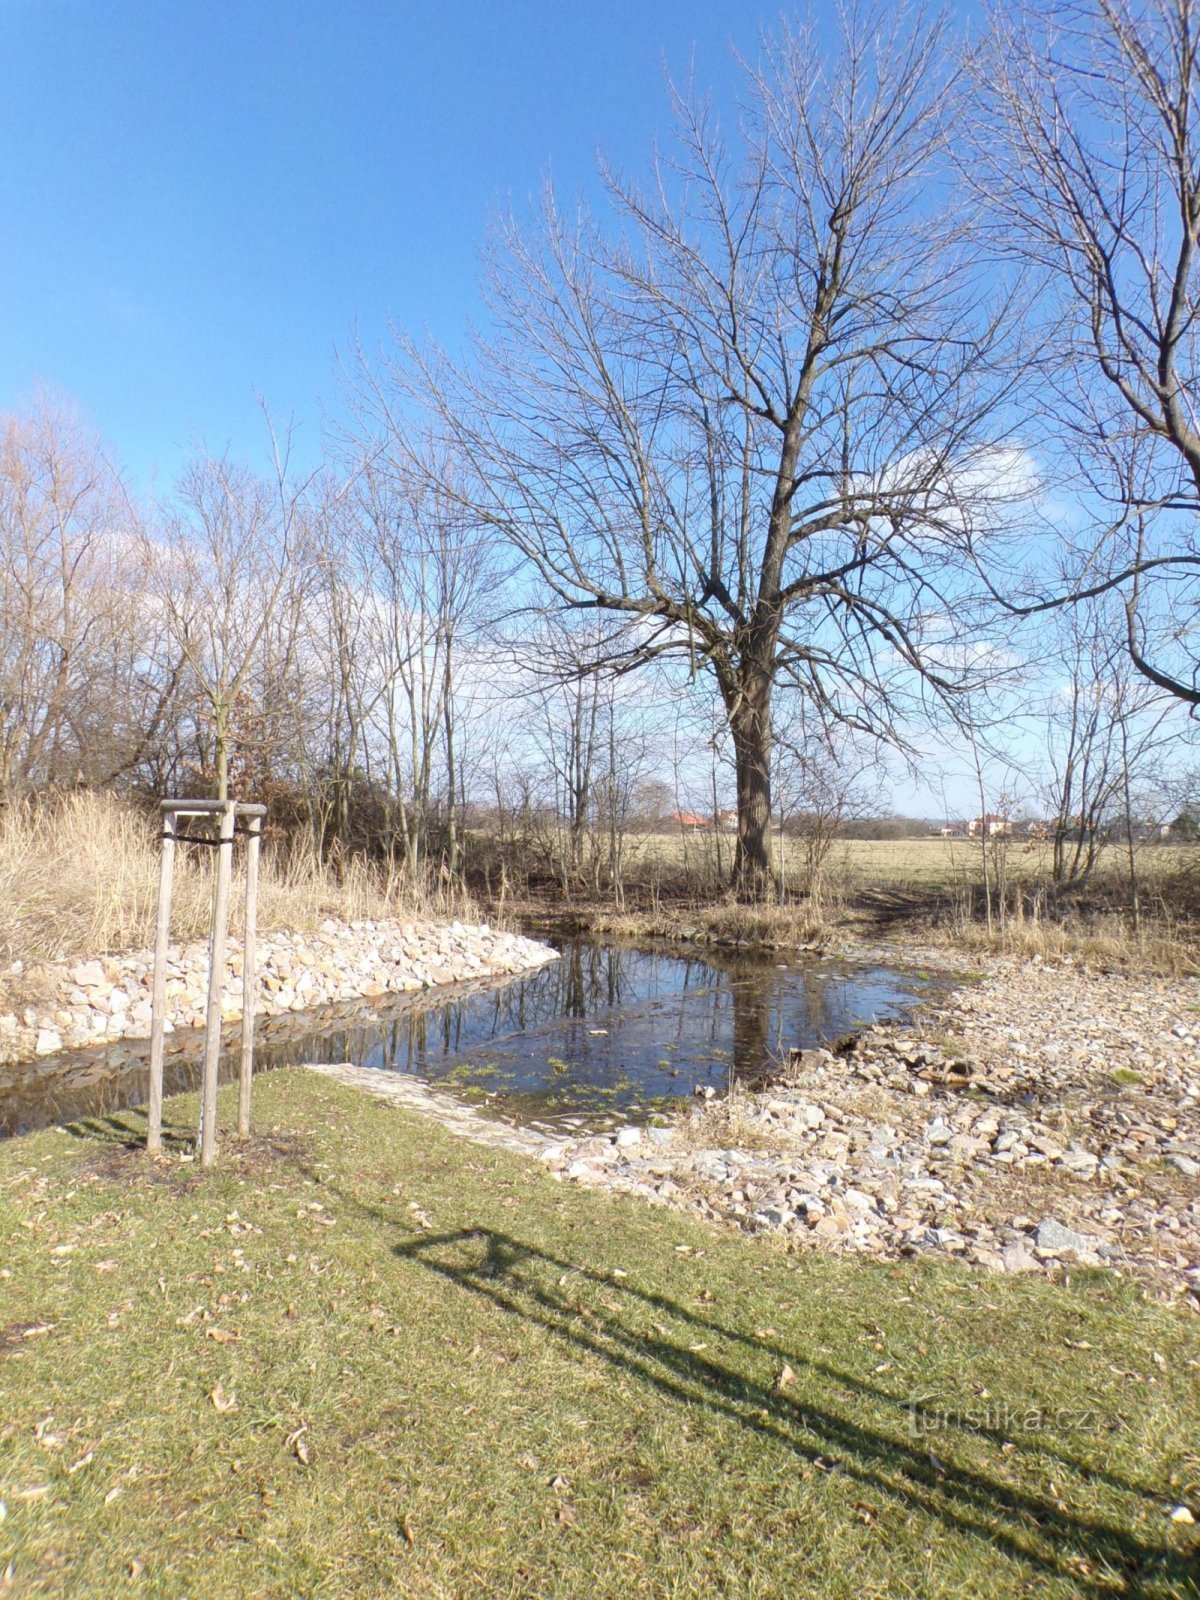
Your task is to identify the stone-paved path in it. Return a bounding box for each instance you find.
[303,1061,552,1157]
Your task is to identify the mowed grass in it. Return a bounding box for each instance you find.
[1,1073,1198,1599]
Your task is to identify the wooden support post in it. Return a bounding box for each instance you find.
[237,812,262,1137]
[198,800,236,1168]
[146,809,177,1153]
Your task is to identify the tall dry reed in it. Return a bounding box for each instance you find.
[0,793,473,966]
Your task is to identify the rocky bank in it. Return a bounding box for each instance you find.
[0,920,558,1066]
[539,952,1200,1306]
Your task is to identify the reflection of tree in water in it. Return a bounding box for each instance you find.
[728,981,768,1083]
[1,940,920,1134]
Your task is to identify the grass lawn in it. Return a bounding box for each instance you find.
[1,1073,1198,1599]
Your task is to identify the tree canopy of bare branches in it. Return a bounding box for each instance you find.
[372,4,1016,891]
[0,393,176,798]
[975,0,1200,705]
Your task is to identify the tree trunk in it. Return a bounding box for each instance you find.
[727,671,774,897]
[215,701,230,802]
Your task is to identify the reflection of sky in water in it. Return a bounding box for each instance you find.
[248,940,924,1118]
[0,939,927,1134]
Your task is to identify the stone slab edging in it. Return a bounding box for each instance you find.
[303,1061,555,1157]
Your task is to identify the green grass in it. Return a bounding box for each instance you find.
[1111,1068,1147,1088]
[1,1073,1198,1598]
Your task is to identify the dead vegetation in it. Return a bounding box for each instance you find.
[0,791,476,971]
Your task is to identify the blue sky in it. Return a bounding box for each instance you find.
[7,0,1146,817]
[0,0,797,495]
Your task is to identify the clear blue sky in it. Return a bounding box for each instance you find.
[0,0,796,495]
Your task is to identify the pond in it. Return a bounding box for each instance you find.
[0,936,930,1137]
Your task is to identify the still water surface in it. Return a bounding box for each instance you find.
[0,937,927,1136]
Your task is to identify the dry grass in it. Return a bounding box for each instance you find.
[0,792,473,969]
[931,901,1200,975]
[673,1081,797,1152]
[581,899,829,947]
[592,833,1200,971]
[637,831,1198,892]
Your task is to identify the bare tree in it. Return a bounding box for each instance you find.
[0,393,179,797]
[773,725,881,908]
[1038,602,1174,926]
[147,427,315,802]
[370,4,1014,894]
[975,0,1200,704]
[343,442,493,884]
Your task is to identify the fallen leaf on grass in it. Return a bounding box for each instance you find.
[775,1364,797,1392]
[556,1501,578,1529]
[400,1514,415,1547]
[209,1382,238,1413]
[205,1328,239,1346]
[1169,1505,1196,1525]
[67,1451,93,1475]
[285,1426,310,1466]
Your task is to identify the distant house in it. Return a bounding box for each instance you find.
[667,810,709,832]
[968,813,1011,838]
[713,808,738,831]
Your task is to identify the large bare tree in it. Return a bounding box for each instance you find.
[373,5,1014,891]
[974,0,1200,705]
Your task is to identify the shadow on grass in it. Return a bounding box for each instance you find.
[61,1107,196,1150]
[394,1225,1194,1599]
[62,1108,155,1148]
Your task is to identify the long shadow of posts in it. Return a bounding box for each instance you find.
[394,1226,1195,1599]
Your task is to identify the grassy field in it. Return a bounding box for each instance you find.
[1,1072,1197,1598]
[631,830,1199,893]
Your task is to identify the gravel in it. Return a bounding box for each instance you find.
[543,950,1200,1305]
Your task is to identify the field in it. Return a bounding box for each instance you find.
[1,1070,1198,1598]
[628,831,1198,893]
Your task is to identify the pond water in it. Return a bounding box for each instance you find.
[0,937,929,1137]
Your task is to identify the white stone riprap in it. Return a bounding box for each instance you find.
[539,954,1200,1305]
[0,920,557,1065]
